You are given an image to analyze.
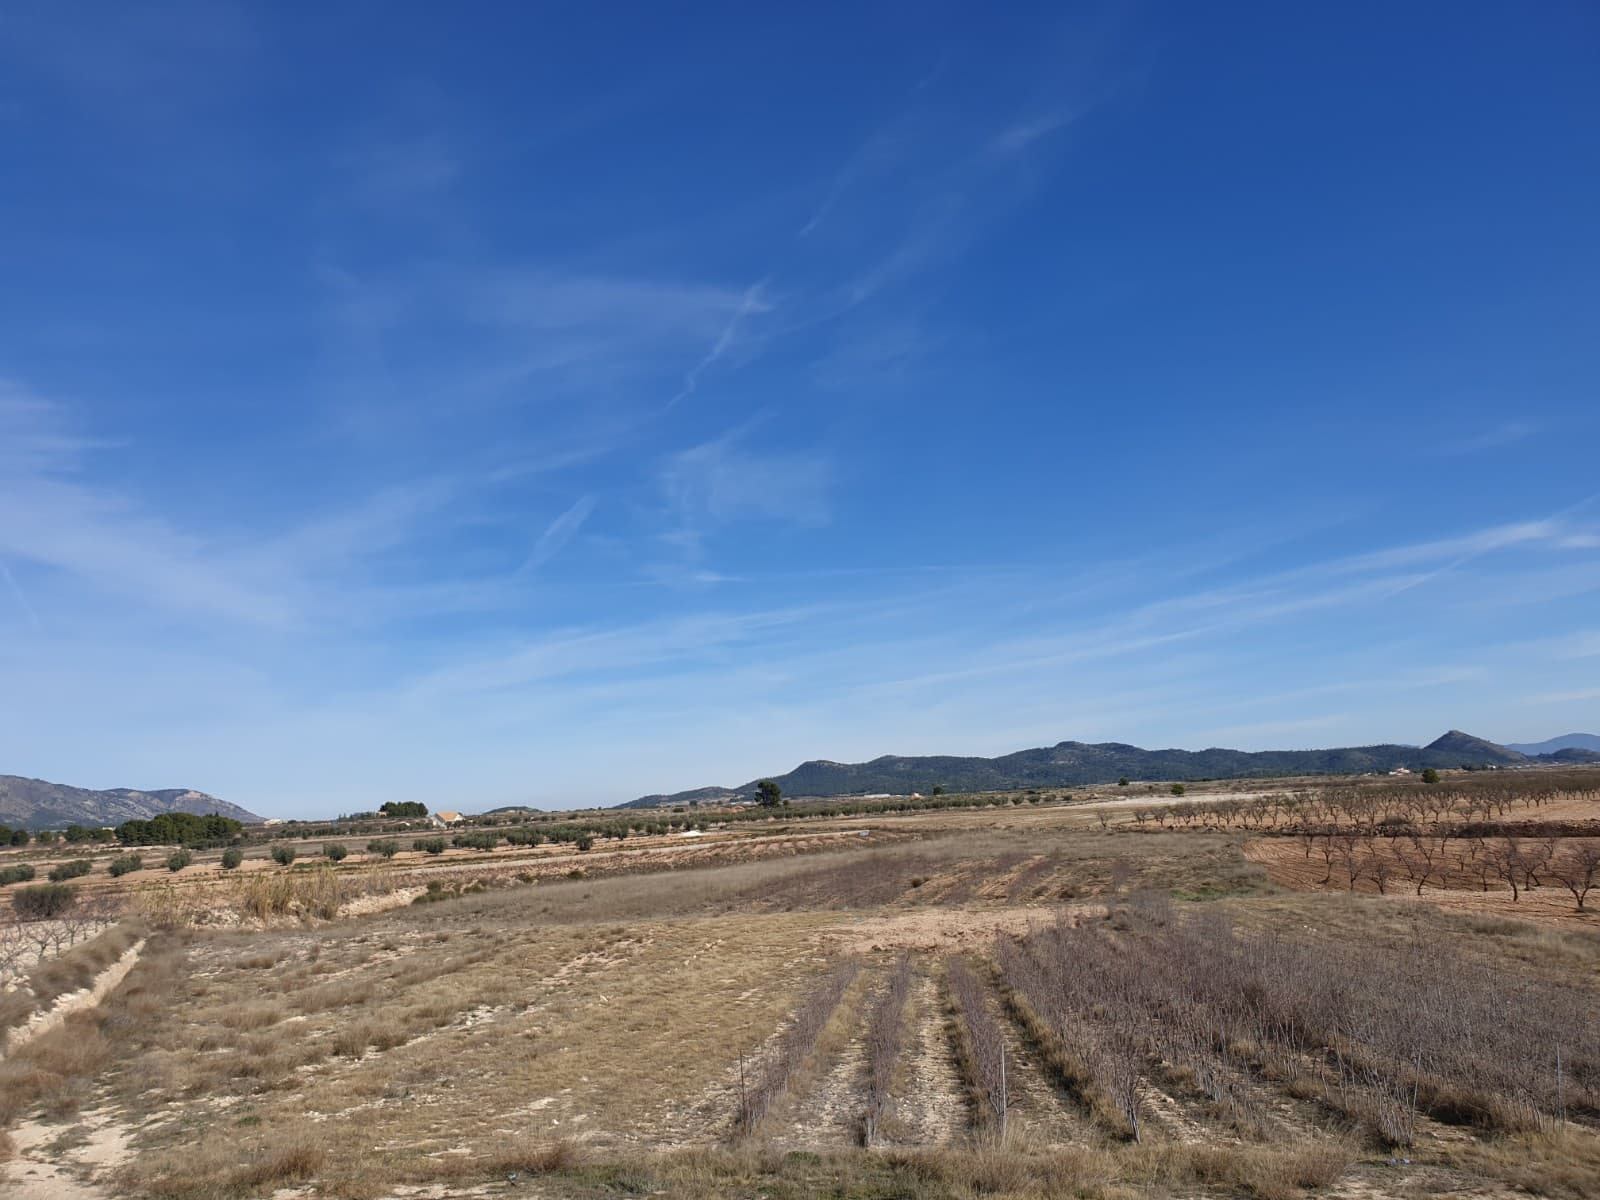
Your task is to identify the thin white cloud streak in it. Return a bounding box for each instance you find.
[0,559,39,628]
[1518,687,1600,706]
[520,495,596,574]
[989,110,1078,155]
[1432,422,1539,457]
[664,279,770,410]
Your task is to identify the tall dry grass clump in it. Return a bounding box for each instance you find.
[235,864,347,923]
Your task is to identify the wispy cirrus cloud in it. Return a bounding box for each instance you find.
[1433,421,1539,457]
[520,495,597,574]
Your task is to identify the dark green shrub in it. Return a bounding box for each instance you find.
[166,849,193,872]
[324,843,349,862]
[0,864,36,886]
[271,845,297,866]
[1170,783,1186,796]
[1422,768,1441,784]
[13,882,75,919]
[108,854,144,877]
[575,834,594,852]
[48,858,93,882]
[412,838,446,855]
[220,847,244,870]
[366,839,399,858]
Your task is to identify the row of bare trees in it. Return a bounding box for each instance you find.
[0,891,124,988]
[1297,830,1600,907]
[861,954,911,1146]
[994,929,1144,1140]
[1129,777,1597,835]
[946,956,1008,1139]
[735,960,858,1136]
[993,905,1599,1146]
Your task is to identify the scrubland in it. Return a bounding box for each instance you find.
[2,769,1598,1198]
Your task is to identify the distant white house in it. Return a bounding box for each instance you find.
[431,810,464,826]
[1388,767,1412,777]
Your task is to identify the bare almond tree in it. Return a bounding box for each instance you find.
[1547,842,1600,912]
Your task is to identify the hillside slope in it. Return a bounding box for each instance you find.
[620,730,1569,808]
[0,775,260,830]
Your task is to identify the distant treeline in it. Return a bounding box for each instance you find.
[112,812,243,848]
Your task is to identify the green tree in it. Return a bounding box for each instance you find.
[379,801,428,818]
[220,847,244,870]
[167,849,193,872]
[108,854,143,877]
[324,842,349,862]
[755,780,783,808]
[1170,783,1186,797]
[271,845,297,866]
[1118,777,1130,787]
[1421,768,1440,784]
[48,858,93,882]
[366,839,399,858]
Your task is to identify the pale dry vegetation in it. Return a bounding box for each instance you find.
[3,768,1599,1199]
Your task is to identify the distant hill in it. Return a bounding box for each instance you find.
[618,729,1581,808]
[0,775,261,831]
[1504,733,1600,756]
[1423,730,1527,764]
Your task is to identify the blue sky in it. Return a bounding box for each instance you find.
[2,3,1598,816]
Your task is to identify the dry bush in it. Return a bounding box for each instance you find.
[134,881,214,929]
[116,1130,329,1197]
[0,1011,111,1125]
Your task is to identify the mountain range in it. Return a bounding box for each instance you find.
[1503,733,1600,756]
[618,730,1600,808]
[0,775,261,831]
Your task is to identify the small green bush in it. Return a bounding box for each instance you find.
[0,864,36,886]
[324,842,349,862]
[575,834,594,852]
[1422,768,1440,784]
[271,845,297,866]
[48,858,93,882]
[108,853,144,877]
[167,849,193,872]
[412,838,446,855]
[366,839,399,858]
[220,847,244,870]
[13,882,75,919]
[1171,783,1186,796]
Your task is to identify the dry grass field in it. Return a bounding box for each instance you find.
[2,770,1599,1199]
